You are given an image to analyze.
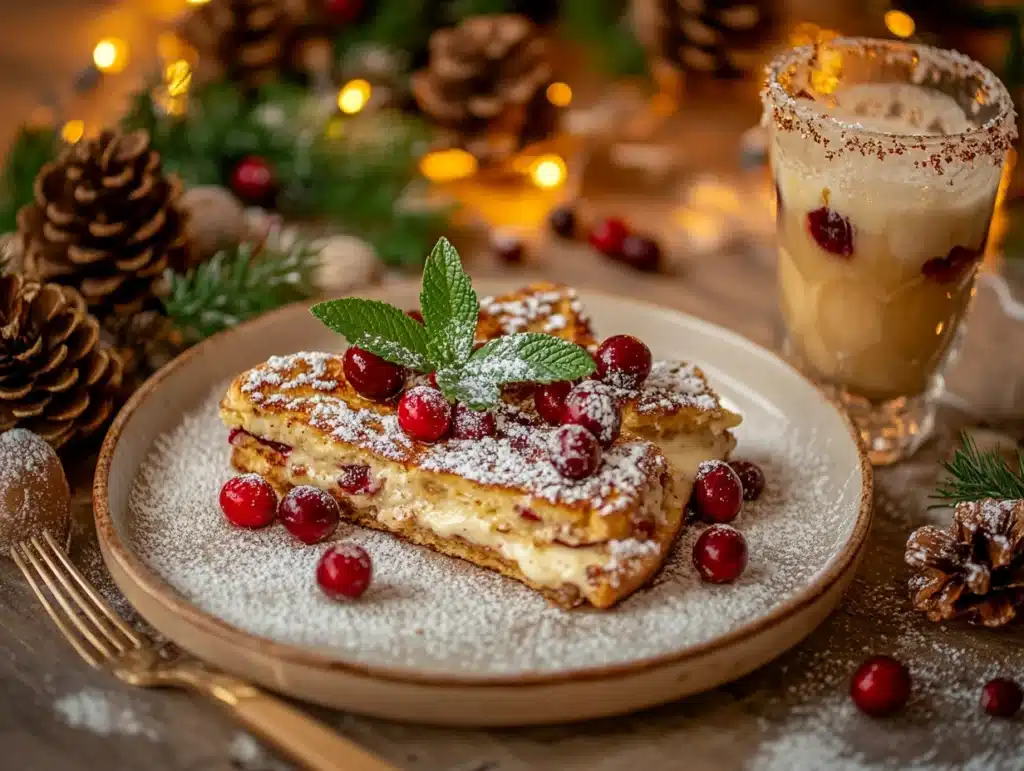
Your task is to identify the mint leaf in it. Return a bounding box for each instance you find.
[470,334,596,384]
[420,237,479,368]
[310,298,431,371]
[434,367,501,411]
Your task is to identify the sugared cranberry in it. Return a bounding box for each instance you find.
[693,461,744,523]
[452,403,496,439]
[619,235,661,272]
[693,525,747,583]
[535,381,572,424]
[548,424,602,479]
[921,245,979,284]
[588,217,629,256]
[850,656,911,717]
[343,346,404,400]
[398,385,452,442]
[730,460,765,501]
[406,309,424,324]
[549,205,576,238]
[492,230,524,264]
[337,464,378,496]
[562,381,621,447]
[596,334,652,389]
[219,474,278,529]
[981,678,1023,718]
[807,207,853,257]
[280,485,340,544]
[316,543,372,600]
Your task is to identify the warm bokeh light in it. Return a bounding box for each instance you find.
[529,154,567,189]
[885,10,916,39]
[789,22,839,47]
[419,149,478,182]
[93,38,129,74]
[186,0,212,4]
[546,82,573,107]
[338,79,372,114]
[61,120,85,143]
[165,60,192,97]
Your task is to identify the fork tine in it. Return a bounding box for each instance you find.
[10,543,105,668]
[39,532,142,649]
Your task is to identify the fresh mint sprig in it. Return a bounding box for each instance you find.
[310,237,596,409]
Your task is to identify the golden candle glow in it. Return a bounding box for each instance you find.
[186,0,212,4]
[92,38,129,74]
[338,79,372,115]
[165,60,192,97]
[61,120,85,144]
[529,155,567,189]
[546,82,572,107]
[885,10,916,39]
[419,149,478,182]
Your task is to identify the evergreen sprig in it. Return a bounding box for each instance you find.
[932,431,1024,506]
[163,240,320,342]
[0,125,59,232]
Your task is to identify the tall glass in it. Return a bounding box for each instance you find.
[762,38,1016,465]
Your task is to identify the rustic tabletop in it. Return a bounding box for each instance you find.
[2,3,1024,770]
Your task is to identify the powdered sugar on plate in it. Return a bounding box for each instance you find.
[125,375,863,677]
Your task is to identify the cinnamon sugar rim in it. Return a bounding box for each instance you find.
[761,37,1017,165]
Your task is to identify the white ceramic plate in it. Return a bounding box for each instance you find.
[95,281,872,726]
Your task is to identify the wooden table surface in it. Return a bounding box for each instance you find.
[2,3,1024,770]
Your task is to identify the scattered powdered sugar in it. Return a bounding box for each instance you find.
[53,687,159,741]
[480,287,584,336]
[611,360,720,414]
[125,374,861,676]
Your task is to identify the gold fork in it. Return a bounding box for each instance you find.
[12,531,397,771]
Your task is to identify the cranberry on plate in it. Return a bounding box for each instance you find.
[692,461,744,523]
[343,346,404,400]
[279,485,341,544]
[729,460,765,501]
[316,543,373,600]
[562,381,622,447]
[850,656,911,717]
[219,474,278,529]
[549,424,602,479]
[535,380,573,424]
[981,678,1022,718]
[452,403,497,439]
[596,334,652,389]
[692,524,748,583]
[398,385,452,442]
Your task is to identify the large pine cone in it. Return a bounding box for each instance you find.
[411,14,554,164]
[0,273,123,449]
[18,130,192,324]
[632,0,775,80]
[906,499,1024,628]
[182,0,293,89]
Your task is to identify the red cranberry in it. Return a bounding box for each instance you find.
[729,460,765,501]
[692,525,748,583]
[406,309,424,324]
[398,385,452,442]
[316,543,372,600]
[850,656,911,717]
[219,474,278,529]
[588,217,629,256]
[492,230,524,264]
[337,464,378,495]
[452,403,496,439]
[562,381,621,447]
[324,0,363,24]
[807,207,853,257]
[548,424,602,479]
[596,334,652,389]
[280,486,340,544]
[693,461,743,523]
[619,235,661,272]
[343,346,404,400]
[230,156,274,204]
[549,205,576,238]
[981,678,1023,718]
[535,381,572,424]
[921,245,979,284]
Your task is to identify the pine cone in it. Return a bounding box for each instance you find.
[18,130,192,325]
[906,499,1024,628]
[0,273,123,449]
[633,0,775,80]
[182,0,293,89]
[411,14,554,164]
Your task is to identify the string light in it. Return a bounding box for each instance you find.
[419,149,478,182]
[165,60,192,97]
[529,154,567,189]
[61,120,85,144]
[337,79,371,115]
[885,10,916,39]
[92,38,129,74]
[546,82,572,107]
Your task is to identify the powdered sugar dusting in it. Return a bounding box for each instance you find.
[611,360,719,414]
[125,377,862,676]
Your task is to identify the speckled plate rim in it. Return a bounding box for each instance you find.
[94,282,873,691]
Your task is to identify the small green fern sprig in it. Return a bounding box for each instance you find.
[932,431,1024,506]
[163,241,319,342]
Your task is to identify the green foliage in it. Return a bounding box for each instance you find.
[163,240,320,342]
[560,0,648,77]
[933,432,1024,506]
[0,125,59,232]
[334,0,434,59]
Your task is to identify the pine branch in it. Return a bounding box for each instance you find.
[163,240,320,342]
[0,125,60,232]
[932,431,1024,506]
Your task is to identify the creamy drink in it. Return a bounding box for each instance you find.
[762,39,1016,464]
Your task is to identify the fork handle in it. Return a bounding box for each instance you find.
[205,681,398,771]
